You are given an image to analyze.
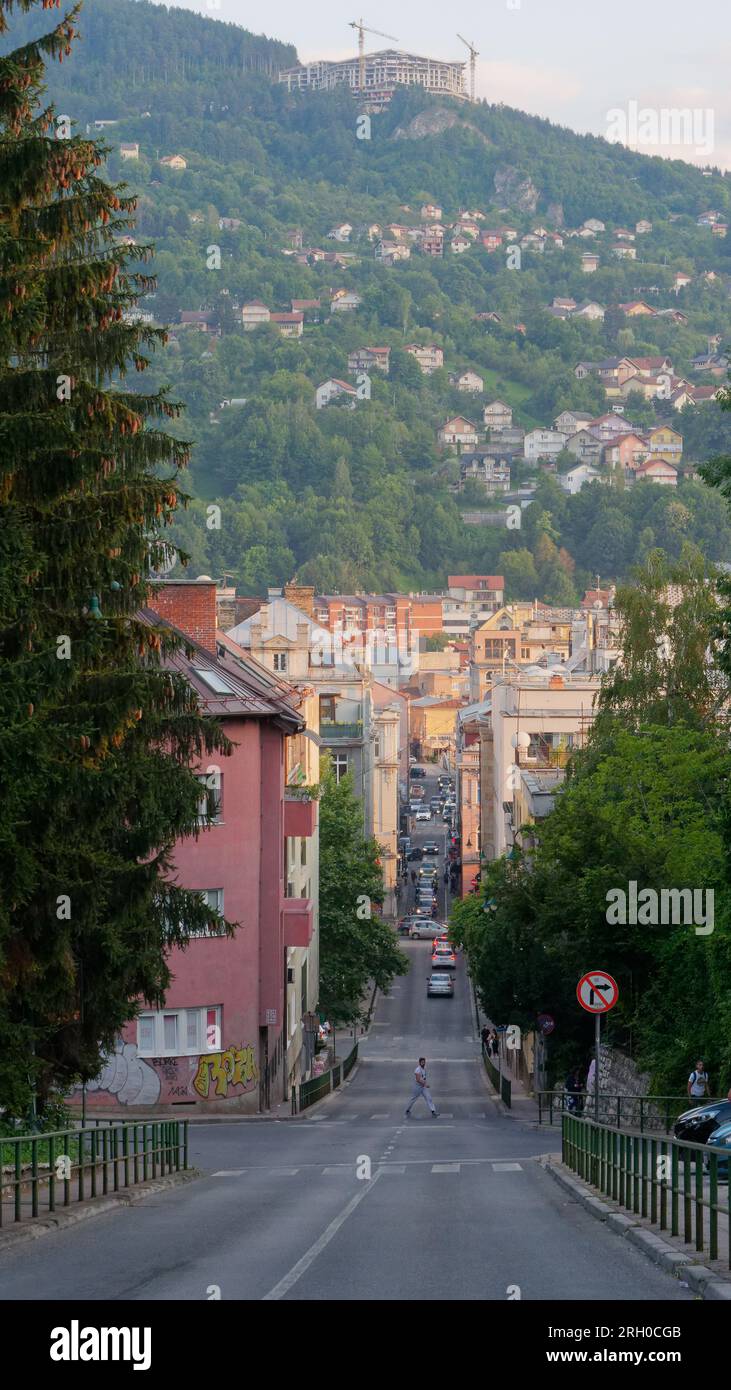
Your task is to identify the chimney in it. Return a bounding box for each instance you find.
[548,673,565,689]
[284,582,315,618]
[150,579,217,653]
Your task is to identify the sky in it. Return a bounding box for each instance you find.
[168,0,731,170]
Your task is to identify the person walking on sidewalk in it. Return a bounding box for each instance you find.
[405,1057,439,1117]
[688,1059,710,1103]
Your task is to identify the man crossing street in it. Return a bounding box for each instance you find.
[405,1056,439,1117]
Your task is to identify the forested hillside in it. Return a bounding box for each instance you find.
[9,0,731,598]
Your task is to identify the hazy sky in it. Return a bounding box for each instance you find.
[168,0,731,169]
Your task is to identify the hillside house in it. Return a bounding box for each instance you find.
[315,379,358,410]
[555,410,593,434]
[581,253,599,272]
[560,463,601,494]
[618,300,656,317]
[270,311,304,338]
[481,231,503,252]
[160,155,187,170]
[330,291,362,313]
[420,228,444,257]
[583,219,606,232]
[603,432,650,473]
[573,301,605,321]
[291,299,321,321]
[459,454,511,495]
[636,220,653,234]
[451,235,470,253]
[483,400,513,431]
[565,429,603,465]
[633,458,678,486]
[375,239,410,263]
[327,223,352,241]
[406,343,444,374]
[647,425,683,462]
[348,347,390,375]
[552,297,577,311]
[421,204,442,220]
[119,143,139,160]
[219,218,242,231]
[612,244,637,259]
[673,271,692,291]
[451,369,484,393]
[438,416,480,448]
[524,429,568,462]
[241,301,271,330]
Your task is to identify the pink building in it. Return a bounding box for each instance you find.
[83,582,307,1115]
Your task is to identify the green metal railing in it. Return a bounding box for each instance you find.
[563,1112,730,1268]
[0,1120,188,1228]
[319,720,364,741]
[482,1043,511,1107]
[295,1042,359,1113]
[538,1091,725,1131]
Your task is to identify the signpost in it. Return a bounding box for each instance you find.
[577,971,619,1122]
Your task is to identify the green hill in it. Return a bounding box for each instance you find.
[4,0,731,598]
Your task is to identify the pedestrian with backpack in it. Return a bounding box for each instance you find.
[688,1059,710,1104]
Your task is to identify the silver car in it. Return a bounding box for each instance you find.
[427,972,454,997]
[407,919,439,939]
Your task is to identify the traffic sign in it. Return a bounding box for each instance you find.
[537,1012,555,1035]
[577,971,619,1014]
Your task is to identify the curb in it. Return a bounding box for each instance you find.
[543,1157,731,1300]
[0,1168,201,1253]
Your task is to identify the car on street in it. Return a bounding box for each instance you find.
[410,766,426,779]
[674,1099,731,1145]
[431,947,456,970]
[409,784,425,800]
[427,972,454,997]
[422,841,440,856]
[415,808,432,822]
[407,846,423,862]
[419,864,438,879]
[404,918,439,939]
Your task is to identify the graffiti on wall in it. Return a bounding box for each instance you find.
[193,1044,258,1099]
[83,1039,259,1106]
[85,1040,162,1106]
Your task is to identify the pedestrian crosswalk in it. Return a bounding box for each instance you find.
[212,1161,524,1179]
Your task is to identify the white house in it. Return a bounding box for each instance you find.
[328,223,353,242]
[451,370,484,394]
[438,416,480,448]
[331,291,362,313]
[524,429,568,461]
[560,463,601,494]
[315,378,358,410]
[483,400,513,431]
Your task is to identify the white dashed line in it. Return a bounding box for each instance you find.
[492,1162,523,1172]
[431,1163,461,1173]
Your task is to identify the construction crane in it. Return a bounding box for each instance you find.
[456,33,479,104]
[349,18,398,94]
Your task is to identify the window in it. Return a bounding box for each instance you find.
[137,1005,222,1058]
[332,751,349,783]
[183,888,225,938]
[192,667,235,696]
[196,773,223,825]
[273,652,288,672]
[300,838,307,867]
[319,694,336,723]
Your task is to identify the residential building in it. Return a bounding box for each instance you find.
[633,457,678,486]
[119,142,139,160]
[160,154,187,170]
[565,429,603,465]
[241,300,271,330]
[270,311,304,338]
[647,425,683,461]
[330,291,362,312]
[438,415,480,448]
[451,369,484,393]
[347,347,391,375]
[327,223,353,241]
[459,454,511,495]
[555,409,593,435]
[483,399,513,431]
[405,342,444,374]
[277,49,467,106]
[447,575,505,610]
[581,252,599,272]
[524,429,568,461]
[315,378,358,409]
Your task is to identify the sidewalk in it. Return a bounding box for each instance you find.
[476,1010,541,1123]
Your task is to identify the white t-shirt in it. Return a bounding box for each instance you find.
[689,1070,708,1097]
[414,1065,427,1087]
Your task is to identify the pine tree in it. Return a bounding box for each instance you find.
[0,0,230,1119]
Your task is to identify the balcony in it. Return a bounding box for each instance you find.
[282,897,314,948]
[284,793,317,838]
[319,719,364,741]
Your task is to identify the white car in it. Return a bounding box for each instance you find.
[415,807,432,823]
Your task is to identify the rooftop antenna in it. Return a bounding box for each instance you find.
[349,18,398,93]
[456,33,479,103]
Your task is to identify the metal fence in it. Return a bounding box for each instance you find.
[482,1043,511,1107]
[295,1042,358,1114]
[563,1112,731,1268]
[538,1091,725,1131]
[0,1120,188,1228]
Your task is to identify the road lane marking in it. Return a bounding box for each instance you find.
[212,1170,245,1177]
[492,1162,523,1171]
[431,1163,460,1173]
[377,1165,406,1175]
[262,1170,383,1300]
[370,1113,390,1119]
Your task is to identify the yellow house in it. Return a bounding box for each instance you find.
[410,696,462,755]
[160,154,187,170]
[647,425,683,461]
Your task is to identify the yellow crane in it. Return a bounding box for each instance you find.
[349,18,398,94]
[456,33,479,103]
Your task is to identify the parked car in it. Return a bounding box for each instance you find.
[410,766,426,779]
[431,948,456,970]
[674,1099,731,1146]
[704,1120,731,1179]
[427,972,454,997]
[407,846,423,862]
[415,808,432,822]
